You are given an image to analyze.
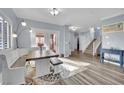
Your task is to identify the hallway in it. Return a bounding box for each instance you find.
[55,51,124,85]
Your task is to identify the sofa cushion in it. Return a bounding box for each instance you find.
[0,48,39,68]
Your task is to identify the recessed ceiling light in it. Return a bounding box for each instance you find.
[12,33,17,38]
[21,21,27,26]
[29,29,32,33]
[4,21,7,23]
[97,27,101,30]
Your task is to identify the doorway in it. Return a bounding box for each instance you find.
[77,37,80,51]
[49,33,57,53]
[35,32,45,48]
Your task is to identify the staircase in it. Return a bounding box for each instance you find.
[84,39,96,55]
[84,38,102,56]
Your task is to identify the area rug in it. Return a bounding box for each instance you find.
[59,58,90,79]
[25,58,90,85]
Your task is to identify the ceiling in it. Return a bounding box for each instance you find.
[13,8,124,31]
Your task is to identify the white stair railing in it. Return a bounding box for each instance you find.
[83,38,95,53]
[93,37,102,56]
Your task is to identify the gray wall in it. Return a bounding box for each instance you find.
[24,18,64,31]
[102,14,124,49]
[102,14,124,25]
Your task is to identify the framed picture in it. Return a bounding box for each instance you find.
[102,22,123,33]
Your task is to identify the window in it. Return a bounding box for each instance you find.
[8,25,12,48]
[0,16,12,49]
[0,17,3,49]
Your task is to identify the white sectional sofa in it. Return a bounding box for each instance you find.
[0,59,2,85]
[0,49,14,84]
[0,47,39,85]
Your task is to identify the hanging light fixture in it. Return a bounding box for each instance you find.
[48,8,62,16]
[69,26,80,31]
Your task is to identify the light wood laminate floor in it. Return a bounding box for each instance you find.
[55,51,124,85]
